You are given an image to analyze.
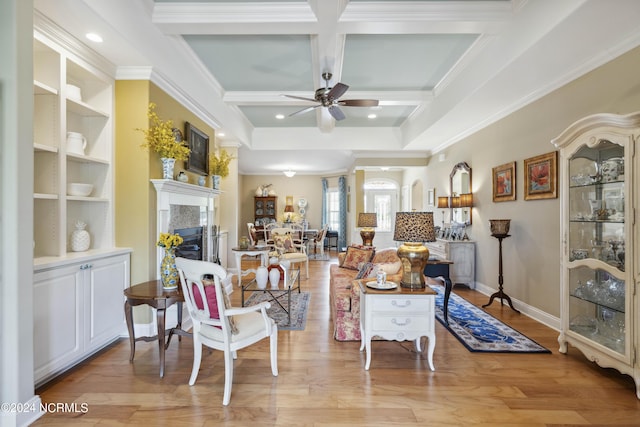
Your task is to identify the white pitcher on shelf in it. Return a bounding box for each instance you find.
[66,132,87,156]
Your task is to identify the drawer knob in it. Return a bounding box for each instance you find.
[392,318,411,326]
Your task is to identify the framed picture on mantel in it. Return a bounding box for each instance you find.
[185,122,209,175]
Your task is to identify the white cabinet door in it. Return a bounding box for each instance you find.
[34,252,131,386]
[33,263,83,383]
[84,254,130,352]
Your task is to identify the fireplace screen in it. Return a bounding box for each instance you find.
[174,226,204,260]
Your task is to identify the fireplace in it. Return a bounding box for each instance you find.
[174,226,204,260]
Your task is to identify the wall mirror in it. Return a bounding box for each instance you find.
[450,162,472,224]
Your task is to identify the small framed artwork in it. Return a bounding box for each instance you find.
[524,151,558,200]
[427,188,435,207]
[492,161,516,202]
[185,122,209,175]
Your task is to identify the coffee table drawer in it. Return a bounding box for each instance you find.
[371,296,431,312]
[371,315,433,332]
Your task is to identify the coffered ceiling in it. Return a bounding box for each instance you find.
[33,0,640,174]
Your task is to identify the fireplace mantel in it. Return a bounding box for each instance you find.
[151,179,220,273]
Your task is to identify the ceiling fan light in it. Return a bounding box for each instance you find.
[283,170,296,178]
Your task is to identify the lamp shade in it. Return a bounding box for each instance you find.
[284,205,294,213]
[459,193,473,208]
[450,196,460,208]
[437,197,449,209]
[393,212,435,243]
[358,212,378,228]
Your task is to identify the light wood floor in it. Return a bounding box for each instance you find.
[33,254,640,426]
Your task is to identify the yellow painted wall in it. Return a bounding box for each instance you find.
[115,81,220,322]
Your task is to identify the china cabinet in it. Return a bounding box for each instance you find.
[552,111,640,398]
[254,196,278,228]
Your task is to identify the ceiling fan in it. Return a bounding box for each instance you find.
[285,72,379,121]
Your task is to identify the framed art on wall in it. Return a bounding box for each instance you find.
[492,161,516,202]
[524,151,558,200]
[185,122,209,175]
[427,188,435,207]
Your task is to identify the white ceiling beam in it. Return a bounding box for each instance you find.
[224,91,431,106]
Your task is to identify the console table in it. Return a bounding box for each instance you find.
[358,281,437,371]
[425,239,475,288]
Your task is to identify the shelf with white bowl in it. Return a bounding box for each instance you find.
[33,23,116,262]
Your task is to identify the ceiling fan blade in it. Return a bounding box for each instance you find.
[284,94,318,103]
[328,105,346,121]
[327,82,349,101]
[289,105,320,117]
[338,99,379,107]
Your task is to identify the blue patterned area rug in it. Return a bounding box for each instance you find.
[433,285,551,353]
[244,291,310,331]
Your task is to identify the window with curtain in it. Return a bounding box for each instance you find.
[325,188,340,231]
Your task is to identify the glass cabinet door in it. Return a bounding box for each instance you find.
[567,140,627,355]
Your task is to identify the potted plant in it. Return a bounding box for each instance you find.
[137,102,190,179]
[209,148,236,189]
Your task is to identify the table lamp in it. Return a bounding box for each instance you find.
[393,212,436,289]
[284,196,294,222]
[357,213,377,246]
[437,196,449,227]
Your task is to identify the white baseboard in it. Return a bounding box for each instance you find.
[466,282,561,332]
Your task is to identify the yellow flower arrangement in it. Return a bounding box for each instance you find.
[138,103,190,161]
[209,149,236,178]
[157,232,184,249]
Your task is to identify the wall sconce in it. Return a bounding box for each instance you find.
[393,212,436,289]
[357,213,377,246]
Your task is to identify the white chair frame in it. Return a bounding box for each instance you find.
[176,258,278,405]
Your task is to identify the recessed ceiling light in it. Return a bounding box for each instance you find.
[381,167,389,171]
[368,114,377,119]
[218,132,225,137]
[275,114,285,120]
[85,33,103,43]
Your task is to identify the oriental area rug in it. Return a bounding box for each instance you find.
[244,291,310,331]
[432,285,551,353]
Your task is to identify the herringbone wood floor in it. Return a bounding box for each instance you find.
[33,254,640,426]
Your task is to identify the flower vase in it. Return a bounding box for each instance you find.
[160,248,179,289]
[255,266,268,290]
[269,267,281,289]
[212,174,221,190]
[161,157,176,180]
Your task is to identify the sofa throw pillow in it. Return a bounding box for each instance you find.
[272,232,296,254]
[342,245,375,270]
[193,277,238,334]
[355,262,375,280]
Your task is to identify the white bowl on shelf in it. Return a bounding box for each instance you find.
[67,183,93,197]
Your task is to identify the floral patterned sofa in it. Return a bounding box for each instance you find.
[329,246,403,341]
